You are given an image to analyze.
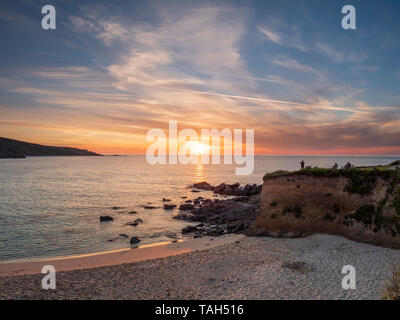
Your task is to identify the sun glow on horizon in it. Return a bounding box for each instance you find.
[190,142,209,155]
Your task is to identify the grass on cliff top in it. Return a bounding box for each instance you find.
[263,162,400,181]
[263,164,400,197]
[390,160,400,166]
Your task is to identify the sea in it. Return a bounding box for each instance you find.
[0,155,398,262]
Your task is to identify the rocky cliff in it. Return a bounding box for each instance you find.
[250,165,400,248]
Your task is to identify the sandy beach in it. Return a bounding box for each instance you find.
[1,233,399,300]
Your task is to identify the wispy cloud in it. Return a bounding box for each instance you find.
[258,25,307,52]
[352,65,379,73]
[315,43,365,63]
[69,16,129,46]
[33,67,91,79]
[258,26,281,44]
[271,56,321,76]
[258,24,366,64]
[1,1,399,155]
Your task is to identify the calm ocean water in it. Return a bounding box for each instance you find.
[0,155,398,262]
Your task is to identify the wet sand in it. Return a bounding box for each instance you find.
[0,234,243,277]
[0,234,399,300]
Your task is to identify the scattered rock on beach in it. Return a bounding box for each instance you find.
[119,234,129,238]
[162,198,171,202]
[112,206,122,210]
[127,218,143,227]
[128,211,137,214]
[100,216,114,222]
[130,237,141,245]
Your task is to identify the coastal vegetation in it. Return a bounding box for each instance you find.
[382,267,400,300]
[282,204,302,219]
[264,164,399,197]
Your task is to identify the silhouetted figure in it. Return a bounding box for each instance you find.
[343,162,352,170]
[331,162,338,170]
[300,160,305,169]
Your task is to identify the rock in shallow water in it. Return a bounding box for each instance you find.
[163,204,177,210]
[144,206,159,209]
[179,203,195,211]
[193,181,214,190]
[100,216,114,222]
[182,225,197,233]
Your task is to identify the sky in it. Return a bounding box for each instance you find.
[0,0,399,155]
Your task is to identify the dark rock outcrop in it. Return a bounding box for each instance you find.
[193,181,262,197]
[179,203,195,211]
[174,193,261,237]
[182,225,197,233]
[163,204,177,210]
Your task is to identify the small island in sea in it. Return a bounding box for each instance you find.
[0,137,101,159]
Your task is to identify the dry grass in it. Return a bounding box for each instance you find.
[382,266,400,300]
[282,261,314,273]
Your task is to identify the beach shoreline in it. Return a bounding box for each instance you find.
[1,233,399,300]
[0,234,244,278]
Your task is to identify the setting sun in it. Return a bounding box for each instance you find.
[192,142,209,155]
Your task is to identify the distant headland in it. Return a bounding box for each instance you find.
[0,137,101,159]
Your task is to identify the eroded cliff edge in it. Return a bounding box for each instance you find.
[250,163,400,248]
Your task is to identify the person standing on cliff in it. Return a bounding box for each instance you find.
[300,160,305,169]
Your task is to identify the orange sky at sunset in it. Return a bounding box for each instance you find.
[1,1,400,156]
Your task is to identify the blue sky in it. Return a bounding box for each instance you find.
[0,0,399,154]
